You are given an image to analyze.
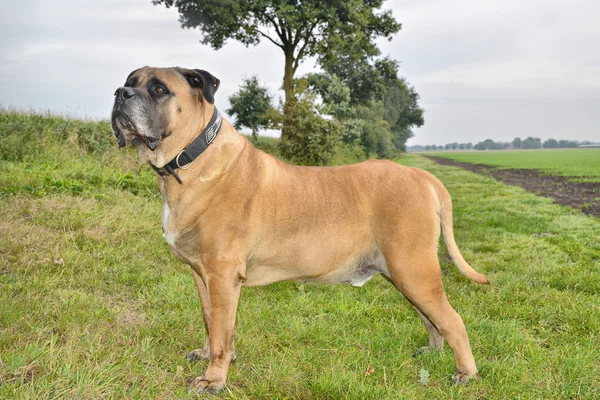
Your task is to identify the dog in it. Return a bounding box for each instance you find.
[111,66,489,394]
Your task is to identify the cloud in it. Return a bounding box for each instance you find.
[419,61,600,93]
[1,0,599,143]
[0,0,297,128]
[381,0,600,144]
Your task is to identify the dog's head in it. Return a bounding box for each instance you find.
[111,67,220,160]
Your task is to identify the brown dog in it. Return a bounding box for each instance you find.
[111,66,488,394]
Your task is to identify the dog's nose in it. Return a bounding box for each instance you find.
[114,87,136,103]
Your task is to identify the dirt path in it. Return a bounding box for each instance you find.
[425,155,600,218]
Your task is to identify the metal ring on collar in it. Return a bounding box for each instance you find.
[175,150,194,170]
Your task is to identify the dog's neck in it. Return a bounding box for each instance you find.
[156,117,248,205]
[150,107,223,183]
[140,103,215,168]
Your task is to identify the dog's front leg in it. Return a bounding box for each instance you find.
[190,261,243,395]
[187,269,212,361]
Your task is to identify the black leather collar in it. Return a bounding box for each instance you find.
[151,108,222,184]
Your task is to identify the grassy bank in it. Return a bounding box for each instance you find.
[1,112,599,398]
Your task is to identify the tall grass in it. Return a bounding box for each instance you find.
[1,111,598,399]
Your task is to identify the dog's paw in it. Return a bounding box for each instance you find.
[186,348,211,362]
[451,370,480,385]
[189,375,225,395]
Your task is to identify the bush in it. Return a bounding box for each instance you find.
[278,99,343,166]
[330,142,369,165]
[251,135,282,159]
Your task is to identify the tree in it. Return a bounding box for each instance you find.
[353,101,396,158]
[154,0,400,138]
[473,139,507,150]
[512,137,522,149]
[522,137,542,149]
[227,76,272,143]
[383,78,424,152]
[559,139,578,148]
[482,139,495,150]
[320,55,397,106]
[305,73,353,120]
[474,141,485,150]
[306,64,424,154]
[543,138,559,149]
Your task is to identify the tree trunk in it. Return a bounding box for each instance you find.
[282,48,296,140]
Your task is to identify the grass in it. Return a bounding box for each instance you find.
[1,111,599,398]
[428,149,600,182]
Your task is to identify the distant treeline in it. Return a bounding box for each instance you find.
[409,137,597,152]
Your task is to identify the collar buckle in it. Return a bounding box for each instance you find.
[175,150,194,170]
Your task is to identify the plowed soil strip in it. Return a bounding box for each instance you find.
[425,155,600,218]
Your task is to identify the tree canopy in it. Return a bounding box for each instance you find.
[226,76,272,142]
[543,138,559,149]
[304,57,424,156]
[153,0,400,138]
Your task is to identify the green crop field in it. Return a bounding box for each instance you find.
[429,149,600,182]
[1,111,599,399]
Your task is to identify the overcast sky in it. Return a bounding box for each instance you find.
[1,0,599,145]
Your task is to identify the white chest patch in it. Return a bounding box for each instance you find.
[162,202,177,247]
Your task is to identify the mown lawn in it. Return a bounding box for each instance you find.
[1,112,599,398]
[428,149,600,182]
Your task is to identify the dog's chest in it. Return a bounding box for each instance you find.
[162,202,177,246]
[162,201,198,263]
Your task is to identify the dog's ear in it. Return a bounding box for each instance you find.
[182,69,220,104]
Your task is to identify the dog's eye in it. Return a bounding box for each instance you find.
[155,86,166,94]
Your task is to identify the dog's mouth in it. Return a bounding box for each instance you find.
[111,110,160,151]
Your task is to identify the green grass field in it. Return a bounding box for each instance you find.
[1,111,599,398]
[428,149,600,182]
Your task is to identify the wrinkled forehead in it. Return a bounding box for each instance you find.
[125,67,188,91]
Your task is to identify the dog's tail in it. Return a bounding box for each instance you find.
[431,178,489,285]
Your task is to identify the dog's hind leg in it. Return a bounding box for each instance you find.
[186,269,212,362]
[413,306,444,356]
[386,251,478,384]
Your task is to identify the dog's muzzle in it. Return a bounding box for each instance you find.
[111,88,160,150]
